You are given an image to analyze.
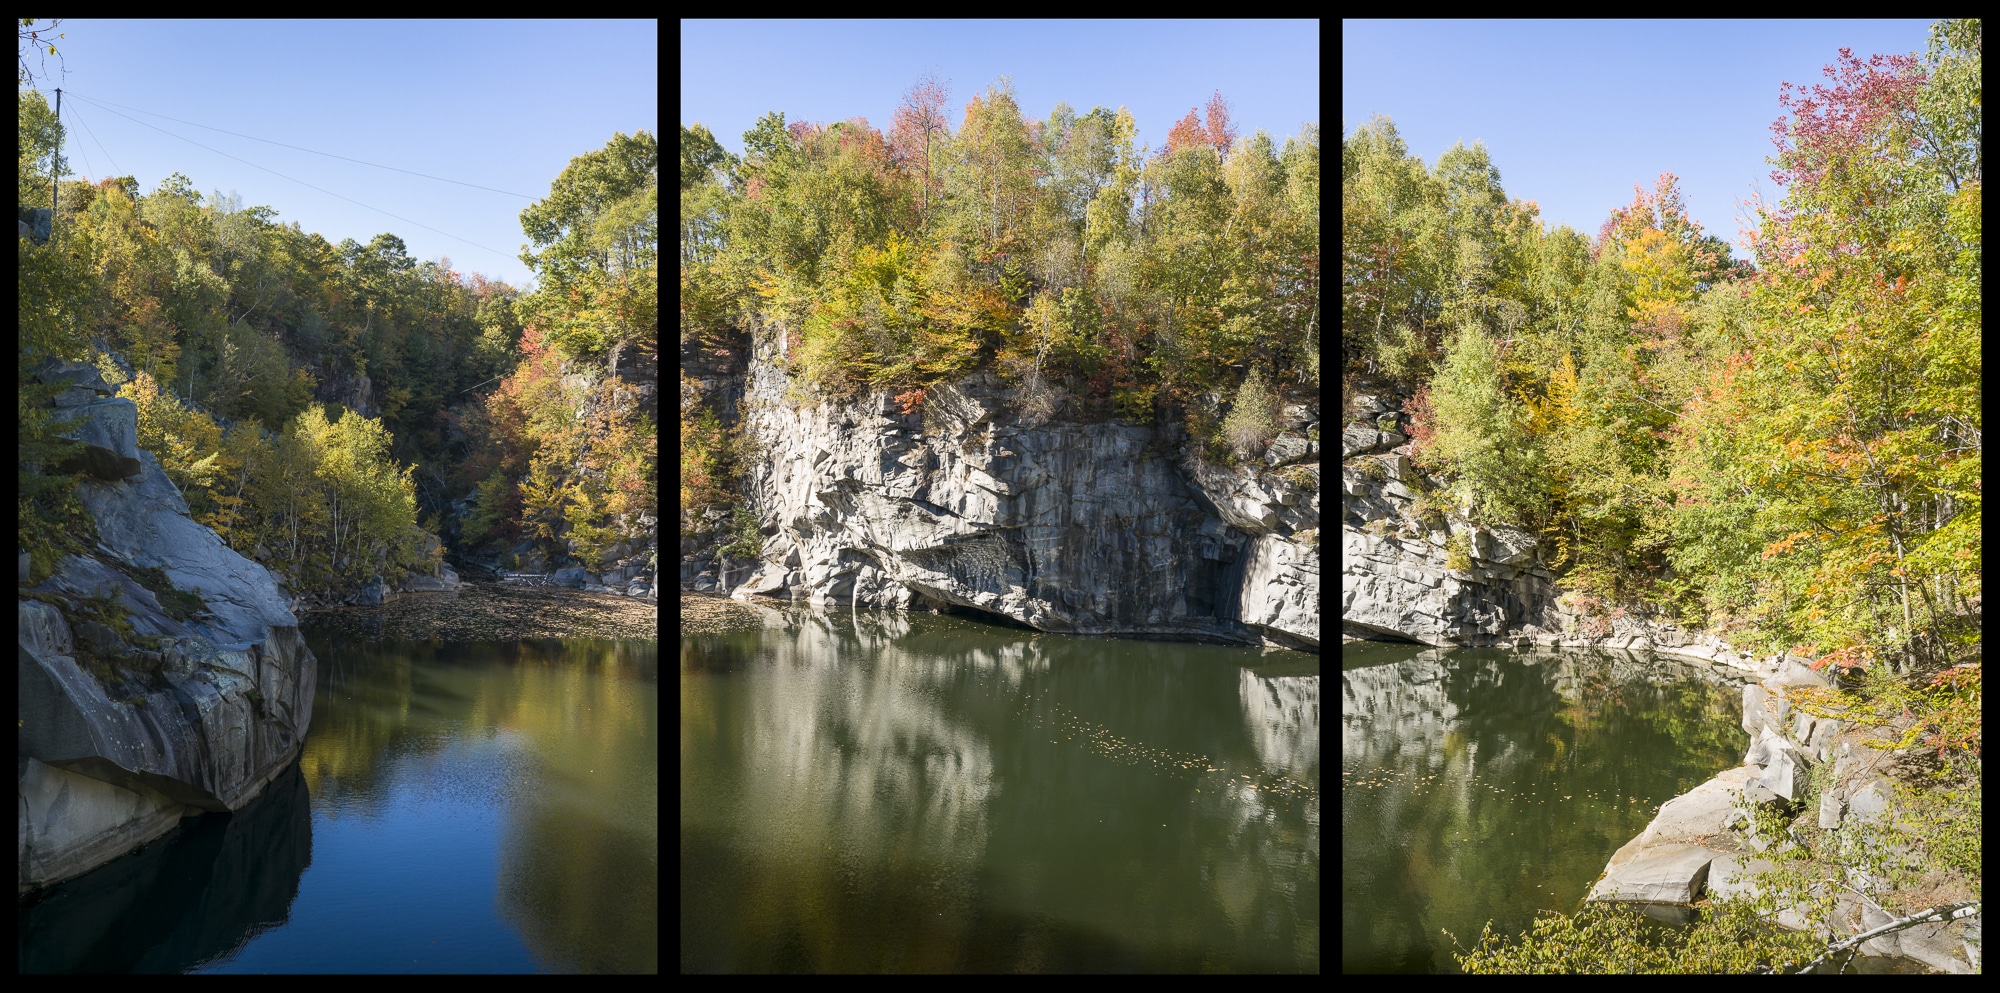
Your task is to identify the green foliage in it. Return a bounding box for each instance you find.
[519,130,658,369]
[717,506,763,561]
[1452,901,1824,974]
[17,96,655,595]
[679,82,1314,431]
[1443,529,1473,574]
[1348,20,1979,671]
[126,562,207,622]
[1219,365,1277,459]
[18,88,65,209]
[1110,384,1156,422]
[19,215,99,584]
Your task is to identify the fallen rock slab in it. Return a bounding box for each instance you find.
[1589,765,1760,904]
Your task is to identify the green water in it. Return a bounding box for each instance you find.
[1340,641,1747,974]
[679,607,1321,973]
[18,637,658,974]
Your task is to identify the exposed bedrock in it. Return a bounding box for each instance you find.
[721,348,1318,650]
[20,406,317,892]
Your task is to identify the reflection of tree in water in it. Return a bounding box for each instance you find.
[1340,647,1753,971]
[680,631,761,673]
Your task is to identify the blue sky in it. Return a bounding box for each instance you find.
[680,19,1320,160]
[20,19,659,289]
[1342,19,1940,255]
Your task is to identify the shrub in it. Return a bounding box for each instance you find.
[128,563,207,622]
[717,505,764,560]
[1444,529,1474,573]
[1220,365,1277,459]
[1111,385,1156,422]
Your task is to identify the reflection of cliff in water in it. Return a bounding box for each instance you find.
[16,759,314,974]
[1342,644,1752,784]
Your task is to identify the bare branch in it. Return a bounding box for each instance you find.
[1793,900,1980,974]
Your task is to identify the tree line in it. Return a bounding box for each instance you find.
[1345,19,1981,972]
[18,105,658,594]
[1344,20,1979,674]
[680,76,1319,533]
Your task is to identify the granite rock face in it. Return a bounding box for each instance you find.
[38,356,144,481]
[20,426,316,892]
[1341,456,1754,667]
[78,452,300,649]
[717,345,1319,649]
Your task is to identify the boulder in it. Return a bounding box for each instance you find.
[552,567,597,588]
[18,206,52,244]
[358,576,401,605]
[48,398,144,480]
[1588,766,1760,905]
[400,566,462,593]
[31,356,114,394]
[19,600,74,658]
[72,619,127,656]
[1265,432,1312,467]
[1342,423,1382,458]
[76,453,295,648]
[19,496,315,893]
[37,554,193,643]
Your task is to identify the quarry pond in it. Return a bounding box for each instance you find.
[17,633,659,974]
[680,604,1321,972]
[1340,641,1747,974]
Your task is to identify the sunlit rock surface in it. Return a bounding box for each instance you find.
[20,447,317,891]
[719,340,1318,649]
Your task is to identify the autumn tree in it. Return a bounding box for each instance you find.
[888,71,953,232]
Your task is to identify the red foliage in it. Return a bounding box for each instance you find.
[1202,90,1237,160]
[518,322,551,361]
[892,387,927,415]
[1403,385,1439,467]
[1164,90,1238,161]
[1164,108,1207,158]
[1769,47,1927,193]
[890,72,952,177]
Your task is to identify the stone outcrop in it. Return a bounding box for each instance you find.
[19,360,317,893]
[1585,657,1981,973]
[1339,388,1754,668]
[694,339,1318,650]
[1341,376,1978,970]
[19,205,52,244]
[34,358,145,481]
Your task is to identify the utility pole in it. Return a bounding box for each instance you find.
[51,88,62,231]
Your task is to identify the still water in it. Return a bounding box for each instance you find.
[17,636,659,974]
[1340,641,1746,974]
[680,607,1321,973]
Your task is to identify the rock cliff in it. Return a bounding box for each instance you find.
[18,358,317,893]
[684,338,1320,650]
[1339,388,1749,667]
[1584,656,1982,973]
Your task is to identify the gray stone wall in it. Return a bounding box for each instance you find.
[689,333,1319,649]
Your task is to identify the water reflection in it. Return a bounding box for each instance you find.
[1340,642,1747,974]
[17,761,314,974]
[17,638,658,975]
[680,605,1320,973]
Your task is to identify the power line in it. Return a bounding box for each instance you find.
[63,99,121,180]
[65,91,537,200]
[67,93,526,265]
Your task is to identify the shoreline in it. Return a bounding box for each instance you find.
[301,580,658,642]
